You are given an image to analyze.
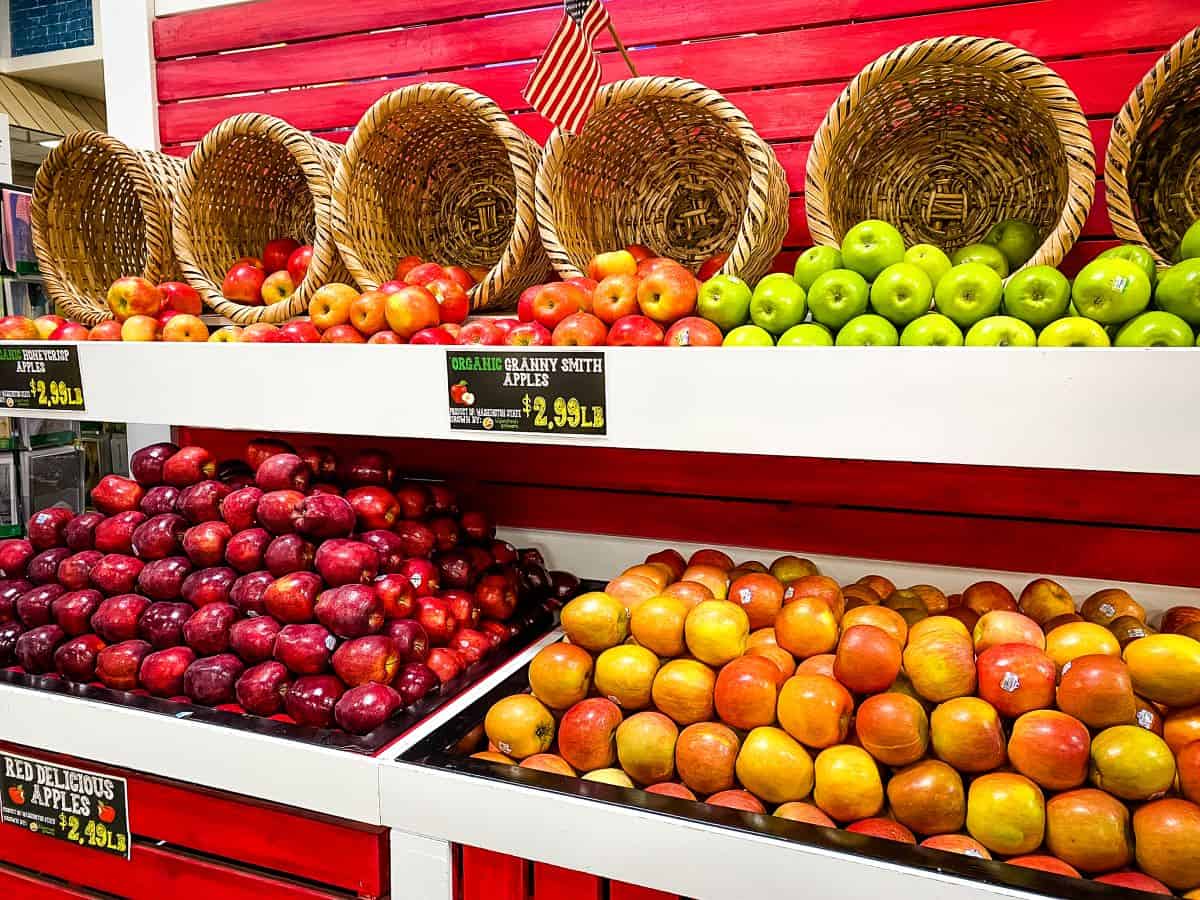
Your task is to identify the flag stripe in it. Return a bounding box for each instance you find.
[523,0,615,134]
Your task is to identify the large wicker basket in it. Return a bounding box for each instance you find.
[332,83,547,310]
[1106,27,1200,269]
[806,36,1096,274]
[32,132,184,325]
[536,77,788,282]
[173,114,347,324]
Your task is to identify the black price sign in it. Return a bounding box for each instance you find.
[446,350,606,436]
[0,751,130,859]
[0,345,85,411]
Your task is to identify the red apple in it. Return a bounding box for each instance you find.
[341,450,393,488]
[332,634,401,686]
[138,601,194,649]
[158,281,203,315]
[665,316,723,346]
[394,256,423,281]
[222,262,266,304]
[180,566,236,607]
[246,438,295,471]
[264,571,324,623]
[183,521,232,568]
[335,683,402,734]
[315,539,379,587]
[89,554,144,595]
[107,276,163,321]
[56,551,103,591]
[225,527,271,574]
[140,646,197,696]
[284,674,344,727]
[436,551,473,590]
[274,623,335,675]
[236,660,290,716]
[15,625,65,673]
[385,620,429,663]
[426,647,464,682]
[16,584,64,627]
[374,573,415,620]
[54,633,107,682]
[637,266,697,323]
[162,447,216,487]
[403,262,447,286]
[532,283,586,330]
[87,319,123,341]
[697,252,730,281]
[130,514,186,560]
[91,594,150,643]
[384,285,440,339]
[516,285,541,323]
[409,326,456,344]
[230,570,275,617]
[255,454,311,493]
[552,312,607,346]
[140,485,181,517]
[262,238,300,274]
[0,539,33,578]
[256,490,306,535]
[265,534,316,577]
[26,548,68,585]
[94,511,146,555]
[95,639,152,689]
[287,245,314,285]
[49,321,90,341]
[400,558,440,597]
[444,266,475,292]
[977,643,1057,718]
[280,320,322,343]
[449,628,491,665]
[457,320,504,345]
[294,493,356,540]
[184,653,245,706]
[415,595,457,644]
[229,616,281,664]
[316,584,384,639]
[360,530,406,574]
[51,589,101,636]
[90,476,147,517]
[443,590,479,628]
[426,277,470,325]
[505,322,551,346]
[606,314,664,346]
[219,486,262,532]
[394,661,437,705]
[475,572,518,620]
[137,556,192,601]
[27,506,74,549]
[64,513,105,551]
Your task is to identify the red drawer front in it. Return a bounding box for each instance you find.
[0,742,387,898]
[460,847,683,900]
[0,861,107,899]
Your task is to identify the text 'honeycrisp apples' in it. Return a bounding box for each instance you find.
[0,345,85,411]
[446,350,606,436]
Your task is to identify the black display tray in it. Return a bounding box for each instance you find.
[403,663,1148,900]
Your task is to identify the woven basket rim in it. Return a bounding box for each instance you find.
[535,75,786,281]
[1104,26,1200,270]
[804,35,1097,277]
[172,112,339,322]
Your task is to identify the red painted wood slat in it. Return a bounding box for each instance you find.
[0,863,103,900]
[532,862,603,900]
[609,883,680,900]
[462,847,530,900]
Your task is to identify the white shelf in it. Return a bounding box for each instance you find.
[9,342,1200,475]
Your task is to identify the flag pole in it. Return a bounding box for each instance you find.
[607,22,639,76]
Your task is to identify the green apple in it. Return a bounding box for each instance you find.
[904,244,953,288]
[1154,259,1200,325]
[900,313,963,347]
[951,243,1009,278]
[840,220,905,280]
[964,316,1037,347]
[868,262,933,326]
[749,273,807,335]
[723,324,775,346]
[807,269,869,330]
[934,262,1004,328]
[1181,220,1200,260]
[792,246,843,291]
[1002,265,1070,328]
[835,314,899,347]
[1071,257,1151,324]
[1114,311,1194,347]
[697,274,752,331]
[1037,317,1110,347]
[1098,244,1157,286]
[778,323,833,346]
[984,219,1039,269]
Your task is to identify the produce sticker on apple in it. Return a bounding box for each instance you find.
[446,350,606,436]
[0,751,130,858]
[0,345,85,411]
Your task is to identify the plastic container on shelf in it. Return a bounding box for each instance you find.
[13,417,80,451]
[17,443,84,516]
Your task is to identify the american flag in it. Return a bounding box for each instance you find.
[523,0,612,134]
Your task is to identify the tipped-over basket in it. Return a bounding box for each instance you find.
[32,131,184,325]
[1106,27,1200,269]
[806,36,1096,274]
[172,113,347,324]
[332,83,548,310]
[536,76,789,283]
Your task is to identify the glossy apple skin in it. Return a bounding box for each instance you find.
[385,619,429,662]
[225,528,271,574]
[394,661,438,705]
[130,513,187,560]
[360,530,406,574]
[394,521,435,558]
[230,570,275,617]
[183,521,233,568]
[65,512,105,551]
[177,480,232,524]
[28,548,71,585]
[220,486,263,532]
[94,511,146,555]
[137,556,192,601]
[90,594,150,643]
[265,534,316,577]
[264,571,323,623]
[15,624,66,673]
[374,574,416,620]
[316,584,384,639]
[229,616,281,664]
[95,640,152,690]
[255,454,312,493]
[162,446,217,487]
[137,601,194,649]
[236,660,291,715]
[460,511,494,542]
[0,578,29,622]
[180,566,236,607]
[129,442,179,486]
[51,589,101,635]
[284,674,345,728]
[184,653,245,706]
[16,584,65,627]
[399,558,440,597]
[54,634,107,681]
[56,551,104,590]
[256,490,305,535]
[0,621,22,666]
[416,596,457,644]
[139,646,197,696]
[183,602,238,655]
[293,493,356,540]
[475,572,518,620]
[315,539,379,587]
[140,486,182,516]
[0,539,34,577]
[340,450,393,489]
[335,683,403,734]
[426,647,464,682]
[274,623,335,675]
[89,477,145,517]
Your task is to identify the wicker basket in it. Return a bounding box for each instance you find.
[173,114,347,324]
[806,36,1096,274]
[331,83,547,310]
[31,132,184,325]
[1106,27,1200,269]
[536,77,789,282]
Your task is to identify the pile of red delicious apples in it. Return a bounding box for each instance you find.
[0,437,577,736]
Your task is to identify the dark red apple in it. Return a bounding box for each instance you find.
[429,516,460,552]
[475,572,517,620]
[293,493,355,540]
[340,449,392,488]
[435,551,473,589]
[162,446,216,487]
[52,589,102,636]
[15,624,65,673]
[284,674,344,728]
[384,619,429,662]
[246,438,295,472]
[65,512,105,551]
[184,653,245,706]
[229,616,280,663]
[394,661,437,705]
[426,647,464,683]
[415,596,456,644]
[95,639,151,690]
[225,527,270,574]
[139,646,196,696]
[332,635,400,686]
[479,619,510,648]
[16,584,65,627]
[90,476,145,516]
[394,483,431,520]
[183,521,232,568]
[550,570,581,604]
[394,521,435,558]
[140,485,181,516]
[518,548,545,568]
[255,453,311,492]
[130,442,179,486]
[459,511,494,542]
[335,683,402,734]
[230,570,274,617]
[0,579,31,622]
[449,628,492,665]
[130,513,187,560]
[265,534,315,577]
[236,660,290,716]
[263,571,323,623]
[489,540,518,566]
[315,539,378,587]
[94,511,146,555]
[137,556,192,600]
[464,546,493,578]
[138,601,193,648]
[442,590,480,629]
[219,486,262,532]
[183,602,237,655]
[310,483,341,496]
[374,574,415,620]
[89,553,144,595]
[0,621,22,666]
[399,558,439,598]
[360,530,406,574]
[218,460,255,488]
[274,623,335,674]
[428,484,457,515]
[180,566,236,607]
[177,479,232,524]
[346,487,400,531]
[54,633,106,681]
[28,548,71,584]
[0,539,34,577]
[91,594,149,642]
[57,550,104,590]
[519,563,552,603]
[256,490,305,535]
[299,446,337,480]
[316,585,384,639]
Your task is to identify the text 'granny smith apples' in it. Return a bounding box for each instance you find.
[696,274,752,332]
[1003,266,1070,328]
[984,219,1039,270]
[835,314,899,346]
[841,220,906,280]
[807,269,869,330]
[900,313,963,346]
[965,316,1037,347]
[1071,258,1152,325]
[934,263,1003,329]
[792,246,843,291]
[1115,311,1195,347]
[1153,259,1200,326]
[869,262,933,326]
[951,243,1009,278]
[749,274,807,335]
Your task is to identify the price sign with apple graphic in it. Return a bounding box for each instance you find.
[446,350,606,436]
[0,751,130,859]
[0,345,86,411]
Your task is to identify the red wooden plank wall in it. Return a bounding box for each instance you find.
[152,0,1195,274]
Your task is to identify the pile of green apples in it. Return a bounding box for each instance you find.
[697,218,1200,347]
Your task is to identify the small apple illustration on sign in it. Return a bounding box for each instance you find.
[98,801,116,824]
[7,785,25,805]
[450,381,468,405]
